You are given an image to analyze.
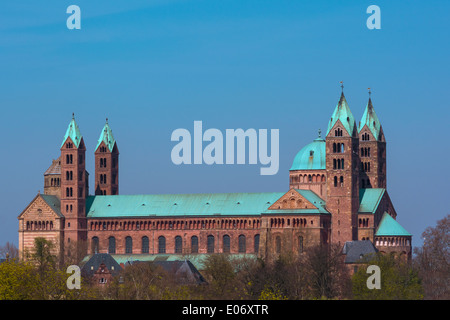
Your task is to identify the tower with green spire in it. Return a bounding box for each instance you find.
[325,88,360,245]
[358,91,386,189]
[60,113,88,261]
[94,118,119,196]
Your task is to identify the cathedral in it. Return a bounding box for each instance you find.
[17,90,412,265]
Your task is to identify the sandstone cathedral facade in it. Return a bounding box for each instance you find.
[18,91,412,264]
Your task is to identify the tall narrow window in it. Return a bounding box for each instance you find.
[158,236,166,253]
[92,237,99,254]
[223,235,230,253]
[254,234,260,253]
[108,237,116,254]
[238,235,246,253]
[207,235,215,253]
[125,236,132,254]
[175,236,182,254]
[334,176,338,187]
[191,236,198,253]
[142,236,149,253]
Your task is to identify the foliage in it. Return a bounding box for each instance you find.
[0,259,37,299]
[0,238,96,300]
[352,253,423,300]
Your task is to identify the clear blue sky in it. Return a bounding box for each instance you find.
[0,0,448,249]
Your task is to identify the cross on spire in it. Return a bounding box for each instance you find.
[340,81,344,92]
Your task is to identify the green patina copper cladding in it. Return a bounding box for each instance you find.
[359,98,382,139]
[95,120,116,152]
[375,212,411,236]
[358,188,385,213]
[86,192,286,218]
[326,92,357,136]
[61,116,83,148]
[290,138,326,170]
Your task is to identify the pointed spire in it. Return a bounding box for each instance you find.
[61,114,83,148]
[359,88,382,139]
[326,83,357,137]
[96,118,116,152]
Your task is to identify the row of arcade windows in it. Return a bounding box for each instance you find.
[95,234,261,255]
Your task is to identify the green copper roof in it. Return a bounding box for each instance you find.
[61,115,83,148]
[290,138,326,170]
[359,98,382,139]
[326,92,357,137]
[86,192,285,218]
[375,212,411,236]
[95,120,116,152]
[358,188,385,213]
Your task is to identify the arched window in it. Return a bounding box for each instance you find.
[254,234,260,253]
[334,176,338,187]
[333,143,336,153]
[175,236,183,253]
[158,236,166,253]
[142,236,149,253]
[92,237,99,254]
[275,236,281,254]
[333,159,337,169]
[191,236,199,253]
[207,235,215,253]
[238,235,246,253]
[223,235,231,253]
[108,237,116,254]
[125,236,133,254]
[298,236,303,254]
[340,176,344,187]
[340,143,344,153]
[341,158,344,169]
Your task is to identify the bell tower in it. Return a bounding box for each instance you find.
[358,89,386,189]
[325,86,360,246]
[60,114,88,260]
[95,119,119,196]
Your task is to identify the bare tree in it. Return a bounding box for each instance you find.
[413,214,449,300]
[0,242,19,259]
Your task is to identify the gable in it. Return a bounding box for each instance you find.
[268,189,317,210]
[264,189,329,215]
[18,194,63,220]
